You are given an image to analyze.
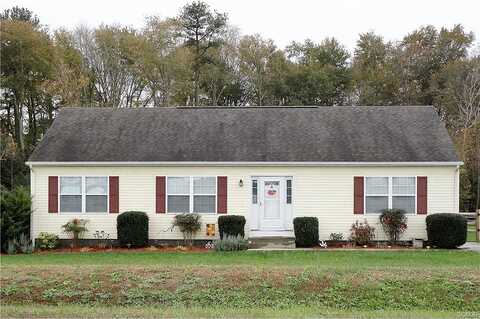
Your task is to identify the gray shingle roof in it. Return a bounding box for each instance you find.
[28,106,459,163]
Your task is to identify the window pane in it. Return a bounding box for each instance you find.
[193,177,215,194]
[252,180,258,204]
[393,196,415,214]
[167,177,190,194]
[366,196,388,213]
[193,195,215,213]
[392,177,415,195]
[86,177,108,195]
[86,195,107,212]
[168,195,190,212]
[286,179,292,204]
[60,177,82,194]
[60,195,82,212]
[366,177,388,194]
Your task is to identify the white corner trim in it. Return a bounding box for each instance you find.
[26,161,464,167]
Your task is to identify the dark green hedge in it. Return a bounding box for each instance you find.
[293,217,319,247]
[218,215,246,239]
[426,213,467,248]
[117,211,149,247]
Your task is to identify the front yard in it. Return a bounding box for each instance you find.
[1,250,479,318]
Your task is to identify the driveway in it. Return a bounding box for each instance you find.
[461,242,480,252]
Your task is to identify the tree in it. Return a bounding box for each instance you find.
[142,16,191,106]
[238,34,278,105]
[286,38,351,105]
[178,1,227,105]
[44,30,90,108]
[72,25,148,107]
[351,32,399,105]
[1,16,54,153]
[0,6,39,26]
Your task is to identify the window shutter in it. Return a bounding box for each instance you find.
[217,176,227,214]
[109,176,119,214]
[48,176,58,213]
[156,176,166,214]
[354,176,364,214]
[417,176,427,214]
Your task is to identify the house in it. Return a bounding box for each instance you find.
[27,106,461,244]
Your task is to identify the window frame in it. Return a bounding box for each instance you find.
[166,176,217,214]
[58,176,110,214]
[364,176,417,214]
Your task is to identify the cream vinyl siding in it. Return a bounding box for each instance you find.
[30,165,459,241]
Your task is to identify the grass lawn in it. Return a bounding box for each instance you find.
[1,250,479,318]
[468,224,479,242]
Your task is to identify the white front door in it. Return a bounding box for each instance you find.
[259,178,284,230]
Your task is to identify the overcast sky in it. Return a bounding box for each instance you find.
[3,0,480,51]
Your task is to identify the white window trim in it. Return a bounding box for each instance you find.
[364,176,417,214]
[58,176,109,214]
[166,176,217,214]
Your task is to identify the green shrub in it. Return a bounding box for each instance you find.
[379,209,408,244]
[293,217,319,247]
[214,235,249,251]
[218,215,246,239]
[37,232,59,250]
[172,213,201,247]
[329,232,344,241]
[350,219,375,246]
[426,213,467,248]
[62,219,88,248]
[0,186,31,252]
[117,211,149,247]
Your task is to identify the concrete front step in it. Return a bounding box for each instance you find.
[248,236,296,249]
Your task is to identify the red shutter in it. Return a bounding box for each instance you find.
[109,176,119,214]
[354,176,364,214]
[217,176,227,214]
[417,176,427,214]
[48,176,58,213]
[156,176,166,214]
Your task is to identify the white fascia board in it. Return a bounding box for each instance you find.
[26,161,464,167]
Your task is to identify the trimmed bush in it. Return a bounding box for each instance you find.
[218,215,246,239]
[293,217,319,247]
[426,213,467,248]
[117,211,149,247]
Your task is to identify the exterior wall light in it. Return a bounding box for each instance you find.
[239,179,244,187]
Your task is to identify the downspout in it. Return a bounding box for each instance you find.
[29,164,35,246]
[455,165,460,213]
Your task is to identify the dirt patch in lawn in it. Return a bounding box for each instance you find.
[2,265,479,312]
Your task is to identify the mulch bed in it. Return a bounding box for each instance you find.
[34,245,211,254]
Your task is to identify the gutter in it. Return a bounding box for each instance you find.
[26,161,464,167]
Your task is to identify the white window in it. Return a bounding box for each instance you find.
[167,177,216,213]
[365,177,389,214]
[392,177,416,214]
[365,177,416,214]
[59,176,109,213]
[86,177,108,213]
[60,177,82,213]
